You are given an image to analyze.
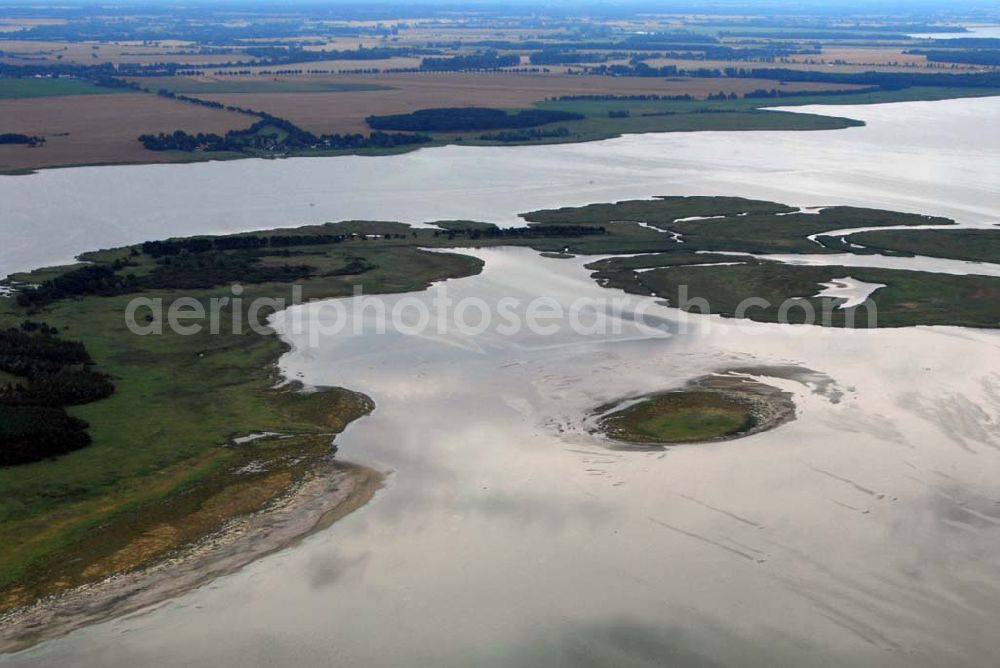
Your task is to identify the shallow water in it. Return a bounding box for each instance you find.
[10,247,1000,667]
[1,96,998,276]
[3,97,1000,666]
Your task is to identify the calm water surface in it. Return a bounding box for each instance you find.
[2,97,1000,667]
[2,96,998,276]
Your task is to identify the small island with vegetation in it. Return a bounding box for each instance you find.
[594,373,796,447]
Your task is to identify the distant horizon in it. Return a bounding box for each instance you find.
[0,0,998,15]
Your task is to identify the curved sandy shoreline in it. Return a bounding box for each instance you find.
[0,459,383,654]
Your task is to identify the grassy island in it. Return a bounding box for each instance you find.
[600,391,754,444]
[596,374,796,447]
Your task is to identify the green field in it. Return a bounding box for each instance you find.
[0,77,121,99]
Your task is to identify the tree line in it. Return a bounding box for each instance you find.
[553,94,695,101]
[0,323,114,467]
[16,263,137,308]
[0,132,45,146]
[139,114,432,154]
[419,52,521,71]
[569,62,1000,89]
[0,133,46,146]
[366,107,584,132]
[141,232,358,257]
[907,49,1000,66]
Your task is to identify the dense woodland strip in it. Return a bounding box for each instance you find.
[419,52,521,71]
[906,49,1000,66]
[366,107,584,132]
[0,324,113,466]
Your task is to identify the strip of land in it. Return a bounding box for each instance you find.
[2,73,997,173]
[0,461,381,653]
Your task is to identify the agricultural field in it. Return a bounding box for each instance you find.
[177,72,864,134]
[0,39,256,66]
[0,6,998,170]
[0,91,252,172]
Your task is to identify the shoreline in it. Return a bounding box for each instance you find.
[0,230,483,650]
[0,458,383,655]
[3,89,996,177]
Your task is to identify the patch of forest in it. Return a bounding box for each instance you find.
[366,107,584,132]
[0,323,113,466]
[419,52,520,71]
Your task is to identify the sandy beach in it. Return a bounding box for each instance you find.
[0,460,382,653]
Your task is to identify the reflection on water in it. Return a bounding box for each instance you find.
[3,96,1000,667]
[10,247,1000,667]
[2,96,998,276]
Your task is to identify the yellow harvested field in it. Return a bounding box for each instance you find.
[0,92,253,172]
[796,46,927,65]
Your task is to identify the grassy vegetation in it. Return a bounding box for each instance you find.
[523,195,1000,328]
[490,87,997,148]
[538,87,1000,118]
[526,196,796,224]
[599,391,754,444]
[526,196,953,253]
[845,228,1000,264]
[0,77,120,99]
[0,231,483,610]
[608,260,1000,328]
